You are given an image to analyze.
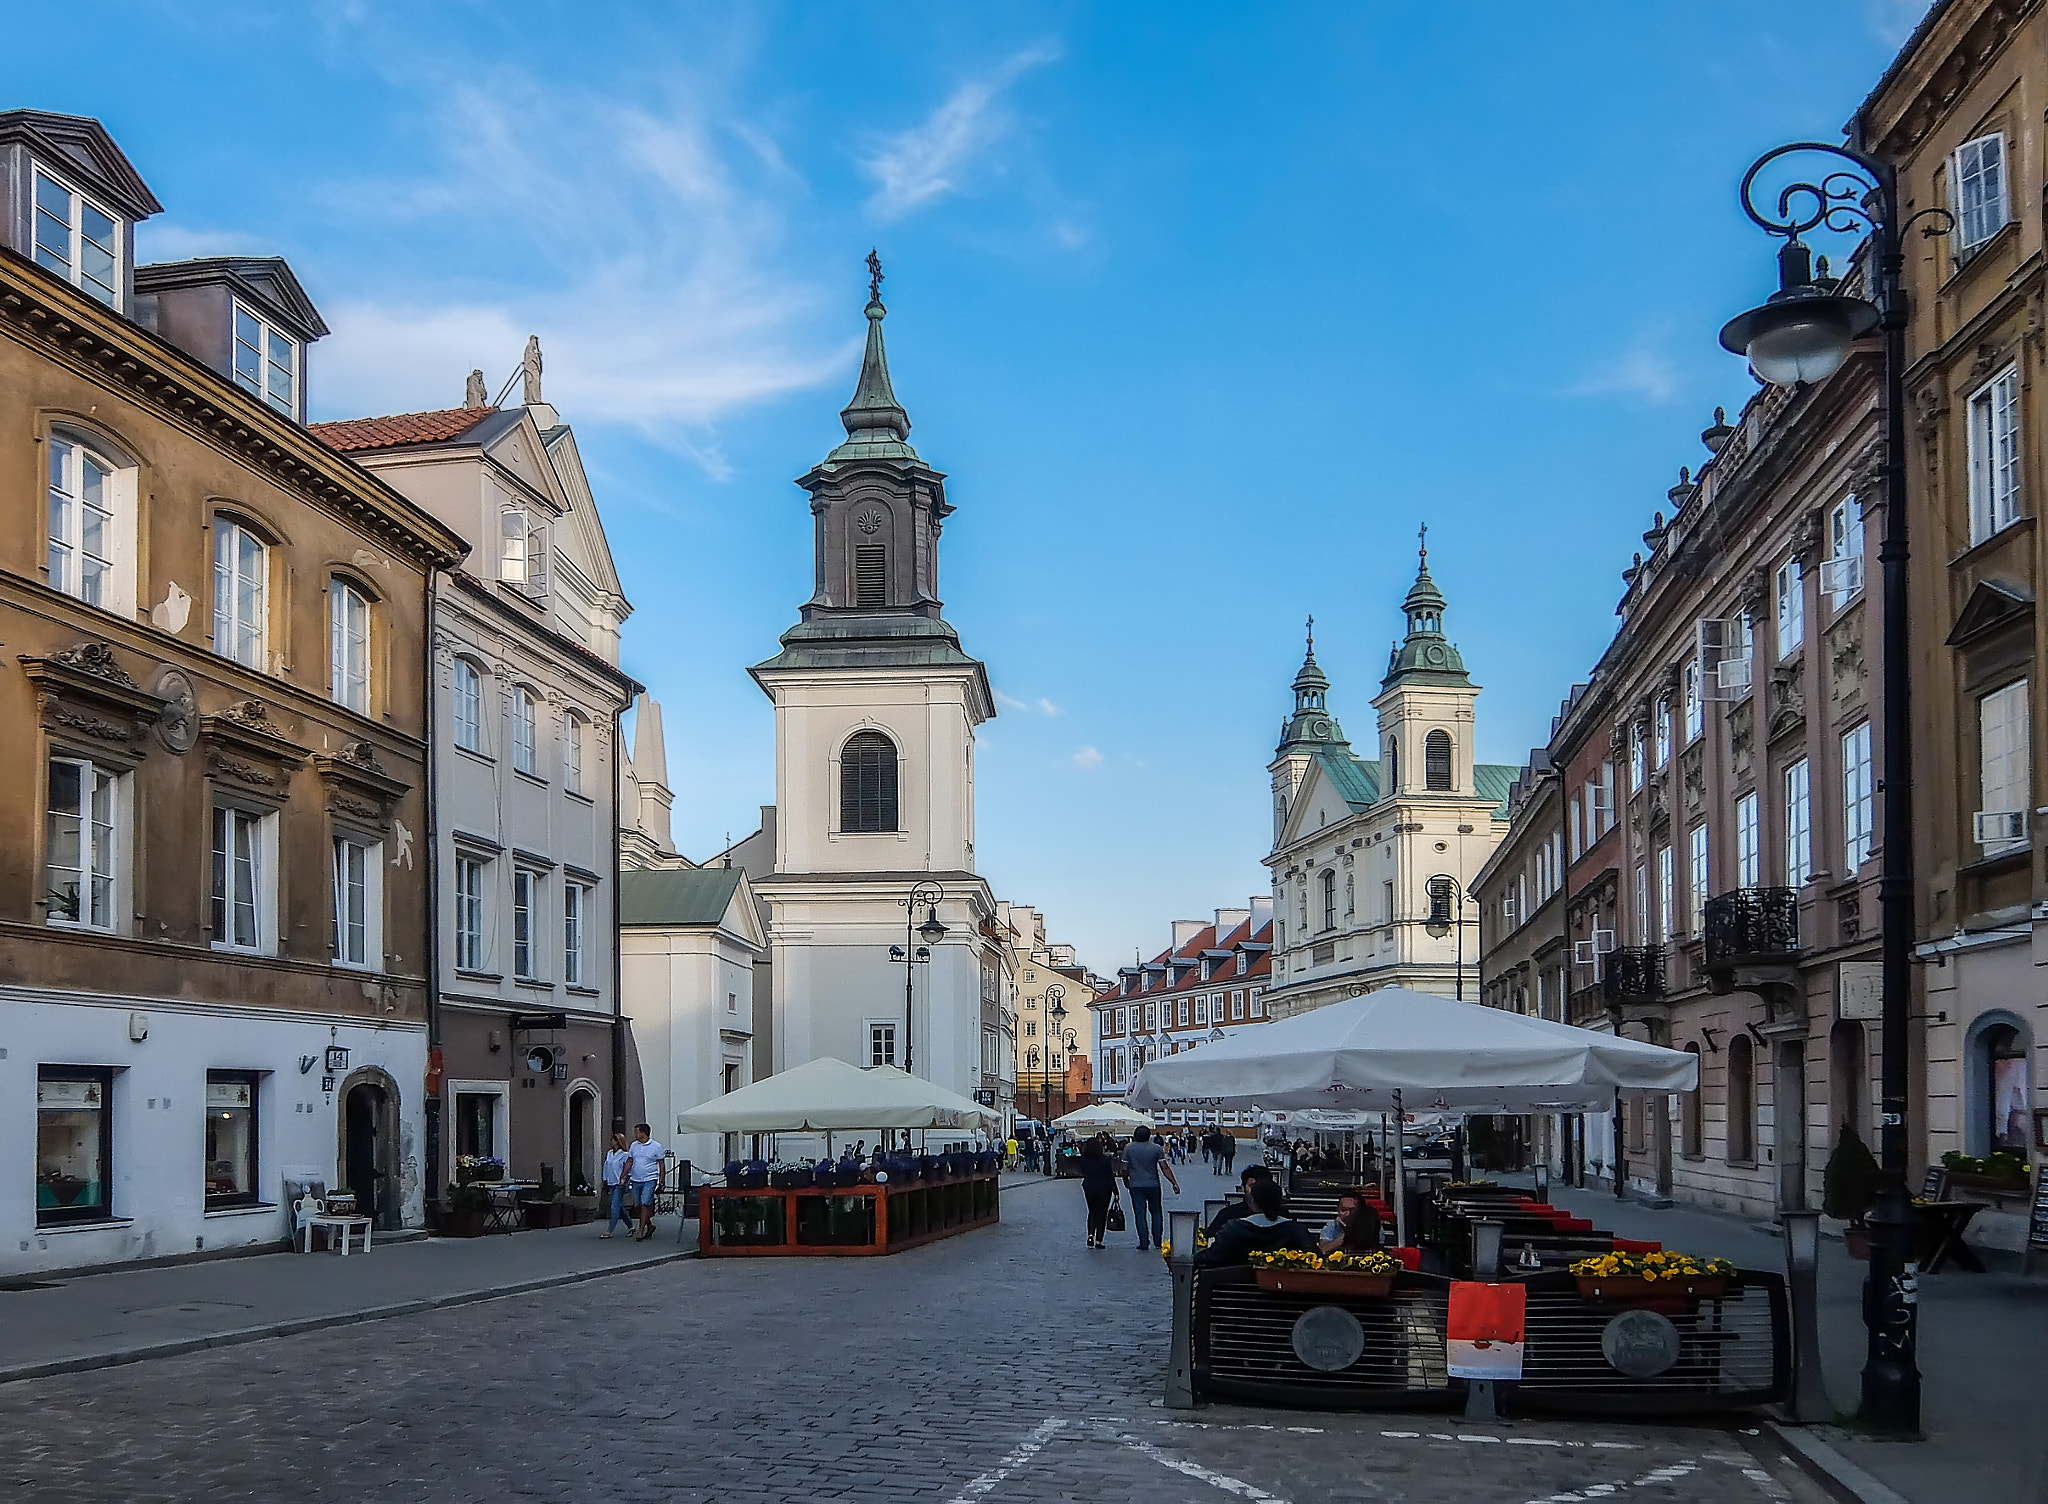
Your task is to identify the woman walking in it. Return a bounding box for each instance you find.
[1078,1136,1118,1249]
[600,1132,631,1238]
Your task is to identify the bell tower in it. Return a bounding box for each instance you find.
[1373,526,1478,798]
[1269,617,1349,842]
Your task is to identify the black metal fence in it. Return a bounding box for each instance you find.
[1601,945,1665,1003]
[1703,887,1801,968]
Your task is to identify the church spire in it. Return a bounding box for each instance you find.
[1276,613,1347,756]
[835,250,913,454]
[1383,523,1471,688]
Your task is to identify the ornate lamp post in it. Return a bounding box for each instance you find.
[1424,875,1477,999]
[891,881,947,1076]
[1717,142,1947,1437]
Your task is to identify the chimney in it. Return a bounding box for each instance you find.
[1171,920,1206,951]
[1213,907,1251,941]
[1249,895,1276,930]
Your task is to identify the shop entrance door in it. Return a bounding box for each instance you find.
[344,1083,387,1229]
[568,1088,595,1195]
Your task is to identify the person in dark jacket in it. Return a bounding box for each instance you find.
[1195,1177,1316,1268]
[1204,1165,1276,1239]
[1077,1137,1118,1249]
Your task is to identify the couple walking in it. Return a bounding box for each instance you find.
[1078,1125,1180,1250]
[601,1124,666,1240]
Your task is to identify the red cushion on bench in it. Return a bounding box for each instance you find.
[1610,1238,1663,1254]
[1394,1246,1422,1270]
[1557,1218,1594,1232]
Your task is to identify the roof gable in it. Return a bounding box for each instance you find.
[0,110,162,219]
[619,867,764,947]
[1947,578,2034,648]
[134,256,330,339]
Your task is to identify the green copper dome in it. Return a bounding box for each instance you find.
[1383,530,1472,689]
[1276,616,1349,756]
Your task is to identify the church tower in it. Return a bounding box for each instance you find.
[1268,619,1350,843]
[749,261,995,1097]
[1372,529,1479,799]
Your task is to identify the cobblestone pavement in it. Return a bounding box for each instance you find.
[0,1179,1827,1503]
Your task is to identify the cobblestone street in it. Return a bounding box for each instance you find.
[0,1179,1826,1503]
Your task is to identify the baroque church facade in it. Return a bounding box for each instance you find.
[743,277,998,1105]
[1263,542,1516,1018]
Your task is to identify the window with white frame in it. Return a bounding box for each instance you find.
[512,868,541,979]
[500,506,547,593]
[1195,996,1208,1025]
[1687,824,1709,936]
[211,804,272,953]
[562,713,585,794]
[1968,367,2022,543]
[1785,759,1812,887]
[455,855,487,971]
[46,433,127,612]
[1842,722,1874,870]
[1736,791,1761,888]
[1656,844,1674,943]
[1250,990,1265,1018]
[1683,659,1704,741]
[1320,870,1336,930]
[1826,497,1865,608]
[1596,762,1616,835]
[869,1021,897,1068]
[452,660,485,753]
[232,303,297,416]
[1654,697,1672,767]
[33,167,119,307]
[333,836,381,968]
[563,881,588,984]
[330,579,370,714]
[1230,991,1245,1020]
[1178,998,1191,1026]
[1954,131,2008,253]
[212,519,267,671]
[1775,558,1805,658]
[1978,679,2031,856]
[46,757,118,929]
[1633,864,1648,940]
[1628,721,1645,789]
[1569,794,1584,860]
[512,688,539,775]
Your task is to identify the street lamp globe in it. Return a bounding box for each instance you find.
[918,906,948,944]
[1718,238,1877,388]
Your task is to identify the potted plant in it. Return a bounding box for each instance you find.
[1250,1246,1400,1297]
[1824,1124,1882,1259]
[1570,1250,1736,1305]
[441,1181,490,1237]
[1942,1149,2032,1202]
[520,1168,565,1230]
[769,1158,813,1189]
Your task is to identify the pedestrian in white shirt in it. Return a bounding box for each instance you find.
[600,1133,631,1238]
[627,1124,665,1241]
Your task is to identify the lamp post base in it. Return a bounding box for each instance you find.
[1856,1177,1921,1437]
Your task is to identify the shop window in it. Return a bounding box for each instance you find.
[455,1091,498,1159]
[205,1072,259,1207]
[37,1067,113,1225]
[1984,1023,2031,1155]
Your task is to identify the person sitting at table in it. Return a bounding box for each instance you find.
[1205,1164,1276,1238]
[1317,1192,1383,1256]
[1196,1178,1318,1268]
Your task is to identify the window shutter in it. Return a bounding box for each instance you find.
[840,732,899,832]
[855,544,886,606]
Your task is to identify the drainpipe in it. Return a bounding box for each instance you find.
[423,583,444,1219]
[610,700,626,1135]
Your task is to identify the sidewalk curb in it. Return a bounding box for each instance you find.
[1763,1422,1915,1504]
[0,1243,698,1388]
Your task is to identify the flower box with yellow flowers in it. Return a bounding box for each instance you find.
[1249,1246,1401,1298]
[1569,1251,1736,1305]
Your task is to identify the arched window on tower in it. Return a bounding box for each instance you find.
[1425,729,1453,791]
[1385,738,1399,793]
[840,731,899,832]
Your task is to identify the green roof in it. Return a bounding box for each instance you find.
[1475,763,1517,817]
[1325,752,1381,811]
[619,867,744,928]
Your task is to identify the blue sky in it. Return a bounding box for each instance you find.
[5,2,1928,970]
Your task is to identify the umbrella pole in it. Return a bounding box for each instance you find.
[1392,1092,1408,1251]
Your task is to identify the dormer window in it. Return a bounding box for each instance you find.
[33,168,119,307]
[233,302,298,415]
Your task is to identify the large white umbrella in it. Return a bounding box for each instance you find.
[674,1056,994,1134]
[1052,1101,1156,1131]
[1126,987,1696,1115]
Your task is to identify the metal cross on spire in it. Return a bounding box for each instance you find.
[1418,521,1428,564]
[866,248,885,304]
[1306,614,1315,654]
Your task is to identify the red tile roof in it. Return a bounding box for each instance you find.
[309,406,496,453]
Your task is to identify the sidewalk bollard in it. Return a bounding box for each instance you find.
[1532,1163,1550,1205]
[1203,1199,1224,1228]
[1167,1210,1198,1410]
[1781,1210,1829,1423]
[1469,1219,1504,1281]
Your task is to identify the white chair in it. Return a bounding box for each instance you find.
[296,1191,373,1255]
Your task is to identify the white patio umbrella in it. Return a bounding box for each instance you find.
[1126,987,1697,1245]
[674,1056,994,1135]
[1052,1101,1156,1132]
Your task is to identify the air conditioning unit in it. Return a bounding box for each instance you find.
[1818,555,1864,599]
[1974,809,2029,845]
[1593,927,1617,954]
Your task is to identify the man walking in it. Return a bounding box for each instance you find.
[1220,1131,1237,1178]
[1120,1125,1179,1251]
[626,1123,665,1241]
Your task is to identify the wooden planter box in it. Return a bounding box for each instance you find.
[1943,1170,2030,1205]
[1254,1268,1393,1298]
[440,1210,488,1238]
[521,1201,566,1230]
[1575,1274,1728,1304]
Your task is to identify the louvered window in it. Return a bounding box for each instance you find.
[855,544,887,606]
[1425,729,1452,791]
[840,731,898,832]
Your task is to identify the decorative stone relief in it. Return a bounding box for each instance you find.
[1827,610,1867,712]
[855,507,884,534]
[51,641,137,687]
[1789,508,1823,565]
[1768,663,1806,741]
[1681,744,1705,814]
[1728,700,1755,783]
[150,668,198,754]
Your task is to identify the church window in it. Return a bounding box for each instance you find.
[1385,738,1399,792]
[1425,730,1452,791]
[854,544,887,607]
[840,731,899,832]
[1320,871,1336,930]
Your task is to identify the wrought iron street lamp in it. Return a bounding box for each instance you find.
[1424,875,1476,999]
[1718,141,1947,1437]
[892,881,946,1075]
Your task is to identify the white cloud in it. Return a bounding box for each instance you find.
[1071,745,1103,770]
[1036,698,1061,717]
[993,690,1062,716]
[300,71,849,473]
[994,689,1030,713]
[1565,345,1682,406]
[862,46,1059,221]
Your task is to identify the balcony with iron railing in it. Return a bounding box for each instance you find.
[1600,945,1666,1005]
[1703,887,1801,972]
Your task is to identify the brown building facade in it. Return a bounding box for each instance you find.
[3,112,463,1273]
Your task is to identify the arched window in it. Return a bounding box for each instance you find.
[1985,1023,2031,1154]
[330,578,371,713]
[452,659,485,752]
[840,731,898,832]
[1320,870,1336,930]
[1726,1033,1755,1163]
[212,517,268,670]
[1385,738,1399,792]
[1425,729,1453,791]
[1681,1043,1704,1157]
[47,431,135,615]
[512,687,539,775]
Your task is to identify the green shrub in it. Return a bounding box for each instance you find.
[1822,1124,1881,1225]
